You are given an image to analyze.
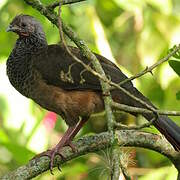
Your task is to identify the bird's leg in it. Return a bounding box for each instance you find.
[31,118,88,174]
[49,118,88,173]
[31,125,76,160]
[51,118,88,155]
[64,118,88,146]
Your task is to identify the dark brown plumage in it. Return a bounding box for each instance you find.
[7,14,180,172]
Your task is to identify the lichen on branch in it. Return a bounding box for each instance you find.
[2,130,180,179]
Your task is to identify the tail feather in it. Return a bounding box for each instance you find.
[146,115,180,151]
[112,87,180,151]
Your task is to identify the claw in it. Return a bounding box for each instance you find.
[50,166,54,175]
[31,142,77,174]
[57,164,62,172]
[67,142,77,152]
[31,148,64,174]
[50,150,56,173]
[31,149,52,163]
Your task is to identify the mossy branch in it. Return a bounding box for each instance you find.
[2,130,180,179]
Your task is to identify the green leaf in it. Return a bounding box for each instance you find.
[176,91,180,100]
[168,60,180,76]
[0,142,35,165]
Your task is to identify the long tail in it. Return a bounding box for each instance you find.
[112,86,180,151]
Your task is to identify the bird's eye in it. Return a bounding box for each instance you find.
[21,23,27,28]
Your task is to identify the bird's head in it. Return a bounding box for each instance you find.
[7,14,46,40]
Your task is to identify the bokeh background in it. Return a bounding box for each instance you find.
[0,0,180,179]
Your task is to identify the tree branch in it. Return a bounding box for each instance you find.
[2,130,180,179]
[114,118,155,130]
[112,101,180,116]
[47,0,86,9]
[117,44,180,87]
[111,147,121,180]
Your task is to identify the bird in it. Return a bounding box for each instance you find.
[6,14,180,173]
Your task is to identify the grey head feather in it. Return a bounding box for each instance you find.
[9,14,47,42]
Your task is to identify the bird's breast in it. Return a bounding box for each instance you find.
[6,54,36,97]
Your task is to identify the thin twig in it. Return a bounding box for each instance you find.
[117,44,180,87]
[114,118,155,130]
[112,101,180,116]
[57,0,66,46]
[47,0,86,9]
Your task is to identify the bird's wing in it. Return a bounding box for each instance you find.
[34,45,132,91]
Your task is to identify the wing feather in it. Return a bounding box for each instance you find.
[34,45,132,91]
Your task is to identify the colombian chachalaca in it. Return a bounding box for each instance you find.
[6,14,180,172]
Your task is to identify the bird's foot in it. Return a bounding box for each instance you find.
[31,148,65,161]
[31,141,77,174]
[49,141,77,174]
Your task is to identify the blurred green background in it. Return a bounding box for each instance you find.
[0,0,180,179]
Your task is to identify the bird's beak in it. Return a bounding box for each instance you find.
[6,25,19,32]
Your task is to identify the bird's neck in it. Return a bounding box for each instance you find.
[7,33,48,67]
[15,34,48,54]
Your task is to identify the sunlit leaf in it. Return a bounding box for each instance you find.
[168,60,180,76]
